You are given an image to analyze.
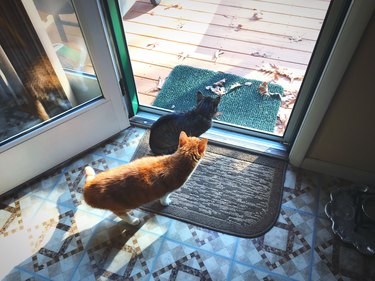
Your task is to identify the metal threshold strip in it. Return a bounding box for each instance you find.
[130,111,289,160]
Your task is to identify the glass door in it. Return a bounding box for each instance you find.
[113,0,351,155]
[0,0,130,193]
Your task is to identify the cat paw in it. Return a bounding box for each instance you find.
[84,166,96,181]
[121,214,141,226]
[160,197,172,206]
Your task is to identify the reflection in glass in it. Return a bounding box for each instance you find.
[0,0,102,144]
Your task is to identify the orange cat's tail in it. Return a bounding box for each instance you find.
[84,166,96,182]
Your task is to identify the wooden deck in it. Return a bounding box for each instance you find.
[123,0,330,135]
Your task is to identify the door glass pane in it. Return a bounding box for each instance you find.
[0,0,102,145]
[121,0,331,136]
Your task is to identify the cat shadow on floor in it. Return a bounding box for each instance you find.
[3,193,161,280]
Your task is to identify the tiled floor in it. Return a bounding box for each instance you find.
[1,126,374,281]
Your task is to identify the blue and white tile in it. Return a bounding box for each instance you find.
[152,239,231,280]
[235,208,314,280]
[167,219,238,258]
[282,167,319,215]
[92,126,146,162]
[73,218,162,281]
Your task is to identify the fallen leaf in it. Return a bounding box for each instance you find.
[156,76,165,90]
[213,78,226,87]
[234,24,243,32]
[251,51,271,58]
[146,42,159,49]
[177,22,184,29]
[165,4,182,10]
[145,76,164,93]
[258,81,268,96]
[288,35,303,42]
[206,85,226,95]
[228,82,242,92]
[177,51,189,60]
[251,9,263,20]
[212,49,224,62]
[257,63,304,82]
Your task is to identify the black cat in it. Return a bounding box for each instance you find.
[149,91,220,155]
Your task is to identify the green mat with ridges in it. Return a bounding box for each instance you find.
[152,65,284,132]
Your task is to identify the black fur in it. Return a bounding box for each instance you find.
[149,92,220,155]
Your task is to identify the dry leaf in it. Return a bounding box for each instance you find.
[146,42,159,49]
[177,51,189,60]
[145,76,164,93]
[228,82,242,91]
[251,51,270,58]
[213,78,226,87]
[177,22,184,29]
[206,85,226,96]
[288,35,303,42]
[234,24,243,32]
[257,63,304,82]
[251,9,263,20]
[258,81,268,96]
[213,49,224,62]
[156,76,165,90]
[165,4,182,10]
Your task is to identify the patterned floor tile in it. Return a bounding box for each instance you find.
[282,167,319,215]
[92,126,146,162]
[73,219,162,281]
[229,262,289,281]
[2,268,46,281]
[152,239,231,280]
[15,169,63,199]
[167,219,238,258]
[0,193,45,238]
[312,217,375,281]
[107,209,171,237]
[235,207,314,280]
[47,154,127,217]
[8,201,103,281]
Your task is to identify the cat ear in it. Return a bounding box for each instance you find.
[198,138,208,155]
[179,131,188,147]
[196,91,204,103]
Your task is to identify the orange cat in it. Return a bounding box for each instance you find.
[83,131,208,225]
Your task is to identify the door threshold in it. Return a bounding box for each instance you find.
[130,111,289,160]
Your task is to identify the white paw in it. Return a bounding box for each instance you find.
[120,214,141,226]
[160,196,172,206]
[128,217,141,226]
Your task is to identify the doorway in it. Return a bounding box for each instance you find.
[116,0,350,154]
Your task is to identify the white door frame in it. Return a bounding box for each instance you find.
[289,0,374,167]
[0,0,130,193]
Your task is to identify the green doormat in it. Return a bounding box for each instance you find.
[132,130,286,238]
[153,65,284,132]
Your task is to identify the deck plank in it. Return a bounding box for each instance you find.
[126,9,318,52]
[126,33,308,71]
[124,21,312,65]
[130,1,322,41]
[137,0,326,28]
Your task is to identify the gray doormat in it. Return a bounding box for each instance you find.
[132,131,286,238]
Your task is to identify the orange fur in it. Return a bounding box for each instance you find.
[83,131,208,218]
